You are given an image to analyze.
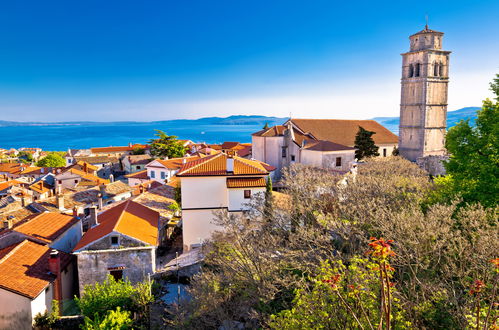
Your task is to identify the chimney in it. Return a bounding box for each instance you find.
[98,193,103,210]
[72,206,78,217]
[139,185,145,194]
[109,174,114,183]
[2,219,12,229]
[41,167,45,174]
[56,194,65,211]
[21,195,31,207]
[83,162,87,173]
[48,249,62,315]
[226,154,234,173]
[182,158,187,164]
[89,206,98,227]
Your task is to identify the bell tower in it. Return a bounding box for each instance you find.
[399,25,451,161]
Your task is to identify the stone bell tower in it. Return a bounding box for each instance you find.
[399,25,451,161]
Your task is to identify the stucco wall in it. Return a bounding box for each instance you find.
[50,221,83,253]
[0,287,33,330]
[182,209,224,251]
[181,176,227,209]
[252,136,285,176]
[76,247,155,293]
[228,188,265,211]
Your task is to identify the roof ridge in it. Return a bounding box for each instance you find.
[113,200,131,232]
[235,157,267,174]
[0,240,29,264]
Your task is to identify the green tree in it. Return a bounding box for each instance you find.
[443,74,499,207]
[17,151,34,163]
[81,307,133,330]
[266,176,273,193]
[149,130,186,159]
[354,126,380,160]
[36,153,66,167]
[131,147,146,155]
[263,122,270,129]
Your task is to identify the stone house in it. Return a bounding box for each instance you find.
[54,168,109,191]
[73,200,159,293]
[145,156,200,184]
[122,155,153,174]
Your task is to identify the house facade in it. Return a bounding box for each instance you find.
[177,153,272,251]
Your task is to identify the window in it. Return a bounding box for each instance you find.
[109,270,123,281]
[281,147,287,158]
[383,149,387,157]
[74,179,78,184]
[244,190,251,199]
[110,236,119,246]
[291,155,295,162]
[415,63,420,77]
[439,63,444,77]
[160,171,166,180]
[408,64,414,78]
[150,171,155,179]
[335,157,342,167]
[434,62,439,76]
[58,180,62,184]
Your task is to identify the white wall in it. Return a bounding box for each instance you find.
[0,287,33,329]
[377,144,397,158]
[50,220,83,253]
[228,188,265,211]
[300,150,356,172]
[181,177,227,209]
[182,209,225,251]
[252,136,285,173]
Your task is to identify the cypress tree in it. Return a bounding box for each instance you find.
[354,126,380,160]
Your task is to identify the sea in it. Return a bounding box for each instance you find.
[0,122,265,151]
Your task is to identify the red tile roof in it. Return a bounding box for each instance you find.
[0,240,72,298]
[226,177,266,188]
[73,200,159,251]
[13,212,79,243]
[177,153,269,177]
[90,144,148,153]
[0,180,21,191]
[125,169,149,179]
[152,156,201,169]
[302,140,356,152]
[252,125,286,137]
[289,119,398,146]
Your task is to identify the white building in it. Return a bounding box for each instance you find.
[177,153,273,251]
[252,119,398,177]
[145,156,199,184]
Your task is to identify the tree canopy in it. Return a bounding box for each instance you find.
[354,126,380,160]
[36,153,65,167]
[148,130,186,159]
[443,74,499,207]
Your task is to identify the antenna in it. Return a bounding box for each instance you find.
[425,14,429,29]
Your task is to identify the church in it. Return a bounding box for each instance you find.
[251,25,450,177]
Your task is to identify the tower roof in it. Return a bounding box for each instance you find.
[411,25,443,37]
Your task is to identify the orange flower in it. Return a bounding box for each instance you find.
[470,280,485,295]
[366,237,396,259]
[491,258,499,269]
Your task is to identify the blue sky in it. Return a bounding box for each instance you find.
[0,0,497,122]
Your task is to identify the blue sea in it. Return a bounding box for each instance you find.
[0,123,264,151]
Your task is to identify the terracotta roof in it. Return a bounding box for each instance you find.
[61,168,109,185]
[302,140,356,152]
[74,156,119,164]
[252,125,286,137]
[221,141,240,149]
[0,180,21,192]
[68,161,99,173]
[29,181,52,194]
[90,144,148,153]
[126,155,152,165]
[132,185,176,218]
[289,119,398,146]
[13,212,79,243]
[207,144,223,150]
[0,240,72,299]
[411,25,443,36]
[177,153,269,177]
[125,169,149,179]
[73,200,159,251]
[151,156,201,170]
[227,177,266,188]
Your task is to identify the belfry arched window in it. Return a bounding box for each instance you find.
[415,63,420,77]
[433,62,439,76]
[439,63,444,77]
[408,64,414,78]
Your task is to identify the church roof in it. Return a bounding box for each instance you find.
[411,25,443,36]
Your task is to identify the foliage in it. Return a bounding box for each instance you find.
[354,126,380,160]
[36,152,66,167]
[263,122,270,129]
[34,300,59,329]
[76,275,153,323]
[81,307,133,330]
[131,147,146,155]
[490,73,499,100]
[444,75,498,208]
[168,201,180,212]
[149,130,186,159]
[391,146,399,156]
[266,176,273,193]
[17,150,34,163]
[173,158,498,329]
[174,186,182,205]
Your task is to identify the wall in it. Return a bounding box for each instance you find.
[76,247,155,293]
[251,136,285,176]
[377,144,397,158]
[228,187,265,211]
[83,232,147,251]
[181,176,227,209]
[300,150,356,172]
[182,209,225,251]
[50,220,83,253]
[61,261,77,301]
[0,287,33,330]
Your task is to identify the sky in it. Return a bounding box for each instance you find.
[0,0,497,122]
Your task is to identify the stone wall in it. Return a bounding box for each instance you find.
[416,155,448,176]
[76,247,155,293]
[85,233,146,250]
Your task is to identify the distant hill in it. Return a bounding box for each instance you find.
[373,107,480,134]
[0,115,287,127]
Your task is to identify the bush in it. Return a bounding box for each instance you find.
[81,307,133,330]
